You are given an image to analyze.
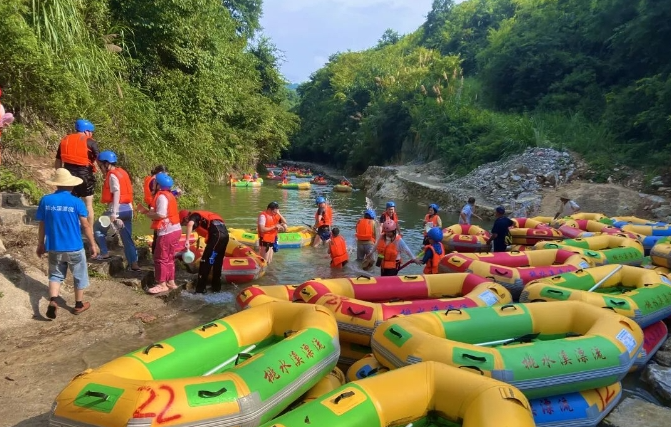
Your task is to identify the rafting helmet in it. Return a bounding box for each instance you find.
[75,119,94,132]
[179,210,190,224]
[427,227,443,242]
[267,201,279,210]
[364,209,376,219]
[429,203,439,214]
[315,196,326,205]
[386,201,395,209]
[382,219,397,232]
[97,150,117,164]
[155,172,173,189]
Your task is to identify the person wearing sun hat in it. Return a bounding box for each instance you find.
[554,192,580,219]
[487,206,514,252]
[35,168,99,319]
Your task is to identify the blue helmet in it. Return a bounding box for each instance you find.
[97,150,117,164]
[364,209,376,219]
[155,172,173,189]
[386,201,395,209]
[427,227,444,242]
[429,203,439,213]
[75,118,94,132]
[315,196,326,205]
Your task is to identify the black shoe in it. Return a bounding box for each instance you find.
[46,302,58,319]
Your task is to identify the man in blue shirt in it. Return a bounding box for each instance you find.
[488,206,514,252]
[459,197,482,225]
[36,168,98,319]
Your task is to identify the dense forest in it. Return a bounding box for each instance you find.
[0,0,296,202]
[289,0,671,182]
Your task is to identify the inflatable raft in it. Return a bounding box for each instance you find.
[442,224,491,252]
[187,236,267,283]
[229,179,263,187]
[535,234,644,266]
[633,321,668,371]
[236,284,299,309]
[228,226,314,249]
[311,178,328,185]
[277,182,311,190]
[50,301,339,427]
[650,236,671,268]
[260,361,535,427]
[371,301,643,398]
[439,249,590,299]
[520,264,671,327]
[333,184,353,192]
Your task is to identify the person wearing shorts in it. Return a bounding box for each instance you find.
[257,202,287,264]
[55,119,99,228]
[36,168,98,319]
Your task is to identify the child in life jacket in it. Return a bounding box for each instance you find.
[416,227,445,274]
[328,227,349,268]
[375,220,417,276]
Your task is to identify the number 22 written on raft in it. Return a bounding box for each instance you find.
[133,385,182,423]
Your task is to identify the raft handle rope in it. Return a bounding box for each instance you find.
[444,308,462,315]
[201,323,218,331]
[500,304,517,311]
[198,386,228,399]
[389,327,402,338]
[608,299,626,306]
[83,391,109,401]
[235,352,253,366]
[301,289,311,296]
[356,275,372,280]
[530,299,547,302]
[402,275,418,279]
[203,345,257,376]
[494,268,511,276]
[602,306,616,312]
[462,353,487,362]
[143,343,164,355]
[547,289,564,295]
[347,307,367,316]
[284,330,297,338]
[458,365,484,375]
[334,390,356,404]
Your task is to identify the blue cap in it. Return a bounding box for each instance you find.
[496,206,505,214]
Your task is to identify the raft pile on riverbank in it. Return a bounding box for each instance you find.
[51,212,671,427]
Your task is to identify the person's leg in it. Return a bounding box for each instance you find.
[92,216,110,257]
[211,227,228,292]
[83,195,94,228]
[152,234,169,291]
[197,239,215,293]
[46,252,67,319]
[164,230,180,288]
[69,249,90,314]
[356,243,365,261]
[118,211,139,269]
[151,230,158,254]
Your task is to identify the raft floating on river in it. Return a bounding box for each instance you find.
[228,226,314,249]
[277,182,311,190]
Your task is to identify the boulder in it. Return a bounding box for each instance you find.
[642,364,671,406]
[603,397,671,426]
[88,256,125,278]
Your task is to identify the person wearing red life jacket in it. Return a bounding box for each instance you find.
[422,203,443,245]
[375,219,417,276]
[93,150,140,272]
[328,227,349,268]
[379,201,400,236]
[180,209,229,293]
[258,201,286,263]
[416,227,446,274]
[138,173,181,294]
[313,196,333,247]
[355,209,378,262]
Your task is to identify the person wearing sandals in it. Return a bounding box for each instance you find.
[137,173,181,294]
[93,150,141,271]
[36,168,98,319]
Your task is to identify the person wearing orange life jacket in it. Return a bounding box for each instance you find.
[422,204,443,245]
[328,227,349,268]
[258,201,286,263]
[143,165,168,255]
[138,173,181,294]
[379,201,400,236]
[93,150,141,272]
[375,220,417,276]
[55,119,100,228]
[416,227,446,274]
[355,209,379,261]
[313,196,333,247]
[180,210,229,293]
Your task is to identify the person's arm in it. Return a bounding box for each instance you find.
[397,239,416,261]
[258,215,280,233]
[184,218,196,248]
[571,201,580,213]
[143,195,167,220]
[54,145,62,168]
[81,215,99,258]
[436,216,442,228]
[459,210,467,223]
[36,221,46,257]
[109,174,121,221]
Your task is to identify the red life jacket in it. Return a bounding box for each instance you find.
[258,210,278,243]
[423,243,445,274]
[143,175,155,206]
[101,168,133,204]
[151,191,179,230]
[423,214,441,235]
[330,235,349,267]
[192,210,224,239]
[59,133,93,167]
[315,205,333,227]
[376,235,401,269]
[355,218,375,242]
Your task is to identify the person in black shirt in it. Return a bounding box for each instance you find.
[488,206,514,252]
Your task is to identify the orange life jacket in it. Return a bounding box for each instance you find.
[192,210,224,239]
[423,243,445,274]
[377,235,401,269]
[258,210,278,243]
[315,205,333,227]
[330,235,349,267]
[381,212,399,228]
[355,218,375,242]
[101,168,133,204]
[423,214,441,235]
[59,133,93,167]
[143,175,156,206]
[150,190,179,230]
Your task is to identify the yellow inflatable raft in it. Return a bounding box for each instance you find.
[651,237,671,268]
[535,234,644,267]
[236,284,298,309]
[50,301,339,427]
[371,301,642,398]
[262,361,535,427]
[228,226,314,249]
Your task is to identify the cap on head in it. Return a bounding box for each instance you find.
[386,201,395,209]
[364,209,376,219]
[267,201,279,210]
[429,203,439,213]
[496,206,505,214]
[98,150,117,164]
[559,193,570,200]
[427,227,443,242]
[155,172,173,189]
[315,196,326,205]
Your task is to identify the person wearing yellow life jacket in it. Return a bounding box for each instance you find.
[416,227,446,274]
[375,219,417,276]
[355,209,379,261]
[313,196,333,247]
[180,210,229,293]
[422,204,443,245]
[138,173,181,294]
[93,150,141,272]
[258,201,286,263]
[55,119,100,228]
[328,227,349,268]
[379,201,400,236]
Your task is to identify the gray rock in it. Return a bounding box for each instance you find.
[652,205,671,219]
[642,364,671,406]
[603,397,671,426]
[0,238,5,254]
[655,350,671,367]
[88,256,125,277]
[0,192,31,208]
[511,175,521,182]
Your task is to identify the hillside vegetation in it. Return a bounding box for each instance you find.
[289,0,671,183]
[0,0,297,202]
